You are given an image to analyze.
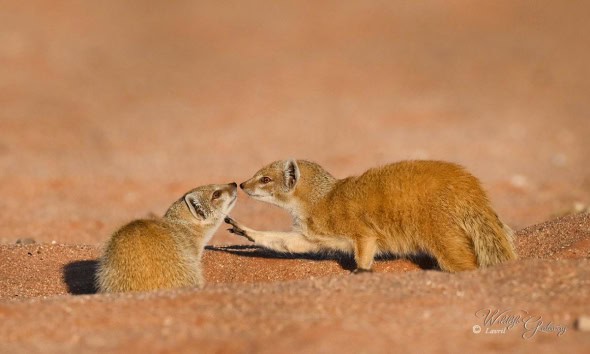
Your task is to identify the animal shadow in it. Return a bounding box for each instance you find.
[206,245,439,271]
[207,245,357,271]
[63,260,99,295]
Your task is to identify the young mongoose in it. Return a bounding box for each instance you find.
[225,160,517,272]
[96,183,237,293]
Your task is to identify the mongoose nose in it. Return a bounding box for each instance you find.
[239,182,245,189]
[230,182,237,188]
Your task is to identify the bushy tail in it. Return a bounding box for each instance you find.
[462,213,518,268]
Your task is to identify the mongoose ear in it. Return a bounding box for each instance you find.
[284,159,300,190]
[184,195,206,220]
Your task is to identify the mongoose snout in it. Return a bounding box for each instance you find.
[96,182,237,293]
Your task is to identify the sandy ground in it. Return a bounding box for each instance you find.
[1,214,590,353]
[1,0,589,352]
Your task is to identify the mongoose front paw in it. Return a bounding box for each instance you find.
[224,217,254,242]
[352,268,374,274]
[227,227,254,242]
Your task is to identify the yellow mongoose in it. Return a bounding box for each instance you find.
[225,160,517,272]
[96,183,237,293]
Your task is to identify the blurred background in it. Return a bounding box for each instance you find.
[1,1,588,244]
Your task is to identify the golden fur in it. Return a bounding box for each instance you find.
[226,160,516,272]
[96,183,237,292]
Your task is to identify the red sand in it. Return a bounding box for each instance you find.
[1,1,589,352]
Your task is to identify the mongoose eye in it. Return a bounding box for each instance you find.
[212,190,222,200]
[260,176,272,184]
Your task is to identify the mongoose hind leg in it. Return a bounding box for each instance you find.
[434,252,478,272]
[353,237,378,272]
[428,231,478,272]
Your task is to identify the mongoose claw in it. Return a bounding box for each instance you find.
[224,216,241,228]
[227,226,254,242]
[227,227,243,236]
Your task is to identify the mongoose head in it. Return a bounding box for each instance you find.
[239,159,335,211]
[165,183,238,227]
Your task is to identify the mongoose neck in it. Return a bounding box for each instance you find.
[293,161,337,208]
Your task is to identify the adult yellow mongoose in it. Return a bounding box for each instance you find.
[225,160,516,273]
